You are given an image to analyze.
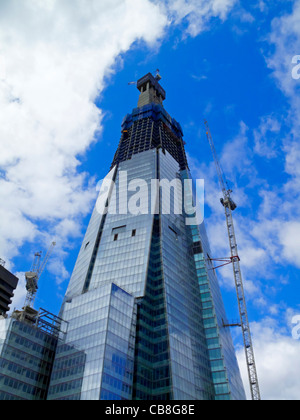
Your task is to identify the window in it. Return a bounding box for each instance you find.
[132,230,136,237]
[192,241,203,255]
[84,242,90,250]
[112,225,126,235]
[114,234,118,242]
[168,225,178,241]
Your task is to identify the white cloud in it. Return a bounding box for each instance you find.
[279,222,300,268]
[0,0,168,271]
[188,111,296,307]
[160,0,237,36]
[253,0,300,271]
[196,0,300,301]
[253,116,281,158]
[220,121,255,184]
[267,0,300,128]
[256,1,267,13]
[237,317,300,400]
[266,2,300,212]
[0,0,240,287]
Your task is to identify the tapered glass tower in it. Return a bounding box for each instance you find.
[47,73,246,401]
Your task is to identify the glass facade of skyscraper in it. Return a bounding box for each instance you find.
[46,73,246,400]
[48,283,135,400]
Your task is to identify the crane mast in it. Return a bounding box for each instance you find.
[205,121,261,401]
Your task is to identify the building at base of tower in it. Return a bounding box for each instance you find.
[0,308,67,400]
[0,263,19,318]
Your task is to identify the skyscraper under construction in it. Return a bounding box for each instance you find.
[46,73,246,401]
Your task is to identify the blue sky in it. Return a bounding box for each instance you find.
[1,0,300,400]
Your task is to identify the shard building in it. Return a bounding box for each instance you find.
[47,73,246,401]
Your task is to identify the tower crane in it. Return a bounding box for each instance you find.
[204,120,261,401]
[24,242,56,309]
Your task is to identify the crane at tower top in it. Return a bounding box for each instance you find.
[204,120,261,401]
[128,69,162,85]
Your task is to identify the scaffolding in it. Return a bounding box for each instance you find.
[12,307,67,339]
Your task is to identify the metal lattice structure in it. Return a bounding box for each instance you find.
[24,242,56,309]
[205,120,261,401]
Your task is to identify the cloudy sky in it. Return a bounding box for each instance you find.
[1,0,300,400]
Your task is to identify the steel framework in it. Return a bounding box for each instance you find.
[24,242,56,308]
[205,120,261,401]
